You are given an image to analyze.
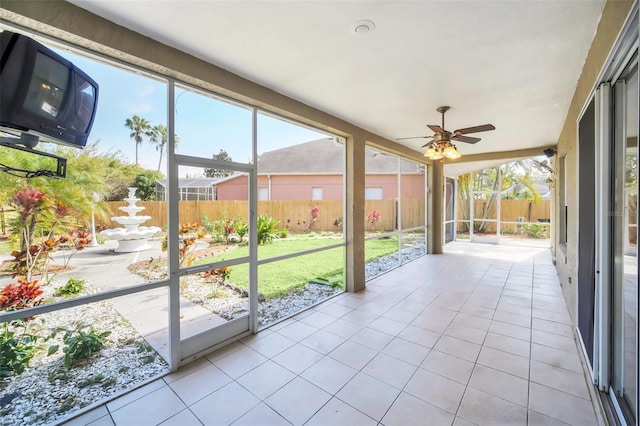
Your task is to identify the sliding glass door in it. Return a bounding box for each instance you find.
[611,56,637,425]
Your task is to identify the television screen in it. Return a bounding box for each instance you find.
[0,31,99,148]
[24,52,69,119]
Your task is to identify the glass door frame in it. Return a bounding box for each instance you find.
[166,81,259,367]
[444,177,456,243]
[610,53,638,426]
[590,5,638,424]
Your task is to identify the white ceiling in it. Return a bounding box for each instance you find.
[69,0,605,172]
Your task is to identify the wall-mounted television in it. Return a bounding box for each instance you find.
[0,30,99,148]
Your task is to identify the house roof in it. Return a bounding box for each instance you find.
[156,178,221,189]
[501,182,551,198]
[257,138,423,174]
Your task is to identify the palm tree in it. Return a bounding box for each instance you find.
[149,124,165,172]
[149,124,180,172]
[124,115,151,165]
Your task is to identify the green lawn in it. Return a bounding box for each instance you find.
[195,236,399,299]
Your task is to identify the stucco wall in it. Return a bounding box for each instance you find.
[216,173,425,200]
[269,175,344,200]
[553,0,634,320]
[216,175,249,200]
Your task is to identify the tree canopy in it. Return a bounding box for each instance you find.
[204,149,234,178]
[0,141,155,214]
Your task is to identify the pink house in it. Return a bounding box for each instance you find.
[216,138,425,201]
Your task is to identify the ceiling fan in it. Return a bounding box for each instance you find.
[397,106,495,160]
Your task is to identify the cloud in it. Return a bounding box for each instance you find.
[122,100,156,114]
[119,84,163,115]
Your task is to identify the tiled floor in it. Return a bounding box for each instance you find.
[64,242,602,426]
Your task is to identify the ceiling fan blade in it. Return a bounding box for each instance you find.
[396,135,431,141]
[427,124,444,133]
[453,124,495,135]
[452,135,481,144]
[421,138,435,148]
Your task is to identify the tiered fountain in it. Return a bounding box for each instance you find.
[100,187,161,253]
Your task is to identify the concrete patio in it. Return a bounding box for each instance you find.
[62,241,602,426]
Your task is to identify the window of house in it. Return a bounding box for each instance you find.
[365,187,383,200]
[311,187,323,200]
[258,187,269,200]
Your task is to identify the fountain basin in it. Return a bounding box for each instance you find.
[100,226,161,252]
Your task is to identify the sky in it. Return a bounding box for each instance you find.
[54,47,328,176]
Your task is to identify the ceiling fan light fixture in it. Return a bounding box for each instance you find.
[423,146,438,159]
[425,146,443,160]
[443,144,461,159]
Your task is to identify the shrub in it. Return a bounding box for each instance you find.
[202,267,230,298]
[47,323,111,369]
[0,321,41,378]
[54,277,86,298]
[162,223,205,267]
[277,228,288,239]
[0,279,44,311]
[232,217,248,241]
[520,223,548,239]
[257,215,279,245]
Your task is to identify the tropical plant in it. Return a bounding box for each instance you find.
[0,320,41,378]
[201,267,229,297]
[161,223,205,267]
[148,124,180,172]
[53,277,86,298]
[124,115,151,165]
[232,217,249,241]
[0,278,44,311]
[307,207,320,231]
[0,141,139,204]
[202,214,232,243]
[47,323,111,369]
[520,223,548,239]
[148,124,166,172]
[257,214,279,245]
[8,185,90,280]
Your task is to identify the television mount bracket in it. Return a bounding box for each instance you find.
[0,133,67,178]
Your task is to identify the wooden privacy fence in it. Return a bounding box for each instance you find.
[98,199,426,232]
[99,199,546,233]
[455,199,551,232]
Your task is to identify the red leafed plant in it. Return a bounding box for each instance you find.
[307,207,320,231]
[201,267,230,297]
[310,207,320,220]
[68,230,93,250]
[162,223,205,267]
[10,184,89,281]
[0,279,44,312]
[201,267,229,281]
[367,209,381,231]
[13,184,46,223]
